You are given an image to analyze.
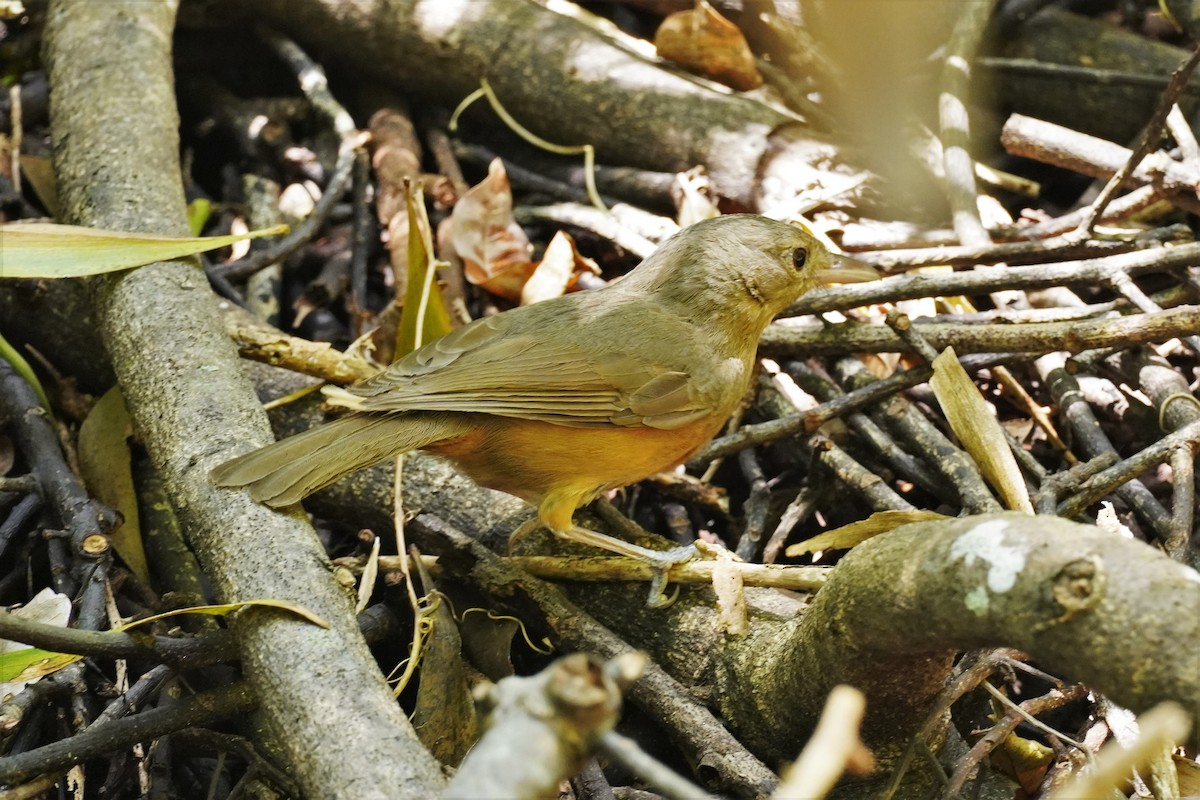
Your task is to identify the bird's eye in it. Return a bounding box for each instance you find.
[792,247,809,270]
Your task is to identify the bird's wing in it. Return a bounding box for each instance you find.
[328,311,718,430]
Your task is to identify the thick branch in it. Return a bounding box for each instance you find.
[41,1,443,795]
[236,0,840,207]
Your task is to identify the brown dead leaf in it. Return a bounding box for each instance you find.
[655,0,763,91]
[18,154,59,217]
[447,158,531,297]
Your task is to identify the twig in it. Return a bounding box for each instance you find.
[793,241,1200,315]
[0,609,236,667]
[411,513,781,797]
[212,29,362,281]
[854,236,1137,271]
[789,362,950,503]
[221,304,379,384]
[762,305,1200,356]
[835,357,1003,514]
[1076,43,1200,236]
[0,684,256,785]
[1047,703,1191,800]
[695,352,1025,463]
[1034,453,1118,515]
[810,434,915,512]
[1001,114,1200,215]
[942,682,1090,799]
[600,730,720,800]
[1040,360,1173,543]
[939,0,997,246]
[1058,419,1200,520]
[776,686,871,800]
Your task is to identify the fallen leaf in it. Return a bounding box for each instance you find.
[520,230,600,305]
[447,158,531,298]
[397,183,454,357]
[78,387,149,584]
[0,588,74,698]
[930,347,1033,513]
[673,167,719,228]
[17,154,58,217]
[786,510,949,556]
[655,0,763,91]
[0,222,288,279]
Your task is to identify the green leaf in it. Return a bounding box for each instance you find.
[0,647,80,684]
[396,184,454,358]
[0,330,52,414]
[186,198,213,236]
[0,222,288,279]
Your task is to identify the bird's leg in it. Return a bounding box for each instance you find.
[526,493,699,606]
[560,525,693,608]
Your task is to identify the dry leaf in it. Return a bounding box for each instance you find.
[397,184,454,357]
[447,158,531,297]
[520,230,600,305]
[655,0,763,91]
[930,347,1034,513]
[673,167,719,228]
[17,154,59,217]
[78,387,149,583]
[786,510,949,557]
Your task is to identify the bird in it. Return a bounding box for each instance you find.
[211,214,869,599]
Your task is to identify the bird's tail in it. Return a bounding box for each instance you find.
[210,413,469,507]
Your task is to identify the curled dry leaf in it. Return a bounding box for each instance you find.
[672,167,720,228]
[654,0,763,92]
[520,230,600,306]
[447,158,533,300]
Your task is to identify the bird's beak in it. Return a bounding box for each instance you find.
[815,254,879,286]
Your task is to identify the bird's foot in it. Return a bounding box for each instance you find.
[562,526,698,607]
[644,544,699,608]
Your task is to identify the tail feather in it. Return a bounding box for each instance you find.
[210,413,468,507]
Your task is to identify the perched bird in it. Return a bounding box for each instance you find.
[212,214,868,588]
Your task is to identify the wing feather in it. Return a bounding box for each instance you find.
[333,297,720,427]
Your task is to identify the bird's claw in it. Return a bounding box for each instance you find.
[644,544,698,608]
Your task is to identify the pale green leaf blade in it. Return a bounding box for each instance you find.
[786,510,950,556]
[0,222,288,279]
